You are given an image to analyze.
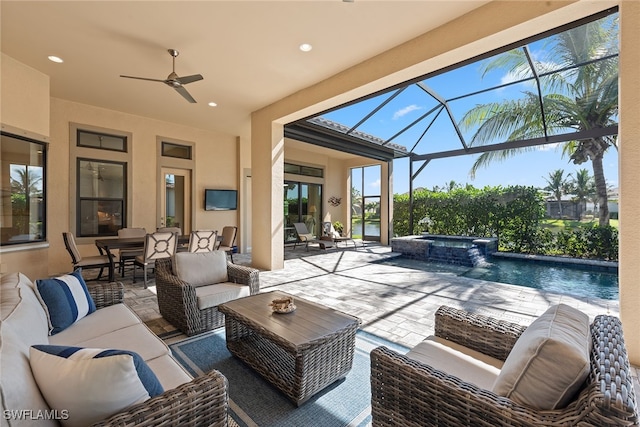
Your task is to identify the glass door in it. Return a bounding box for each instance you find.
[159,167,191,234]
[351,165,381,242]
[284,181,322,243]
[363,196,381,241]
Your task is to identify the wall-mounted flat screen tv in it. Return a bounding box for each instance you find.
[205,189,238,211]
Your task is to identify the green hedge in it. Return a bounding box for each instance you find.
[393,185,618,260]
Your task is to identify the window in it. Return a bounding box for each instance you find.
[1,132,46,246]
[162,141,192,159]
[284,162,323,178]
[351,165,381,241]
[77,159,126,237]
[77,129,126,152]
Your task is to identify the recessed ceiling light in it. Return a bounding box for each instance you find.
[208,102,217,107]
[299,43,313,52]
[48,55,64,63]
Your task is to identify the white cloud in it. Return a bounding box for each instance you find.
[538,142,561,151]
[370,179,381,189]
[393,104,421,120]
[500,70,520,85]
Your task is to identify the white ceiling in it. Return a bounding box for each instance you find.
[1,1,489,139]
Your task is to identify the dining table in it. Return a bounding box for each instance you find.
[95,235,190,282]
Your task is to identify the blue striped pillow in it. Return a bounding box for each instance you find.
[35,269,96,335]
[30,345,164,427]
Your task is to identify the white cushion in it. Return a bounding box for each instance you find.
[195,282,251,310]
[407,335,503,390]
[48,304,141,346]
[30,345,164,427]
[1,272,49,341]
[57,323,170,361]
[1,274,56,426]
[492,304,590,409]
[146,354,193,390]
[174,250,228,287]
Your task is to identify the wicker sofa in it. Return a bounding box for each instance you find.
[155,252,260,336]
[371,305,639,427]
[0,272,228,427]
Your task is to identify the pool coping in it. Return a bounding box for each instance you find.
[491,251,618,272]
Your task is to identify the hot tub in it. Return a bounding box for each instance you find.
[390,234,498,267]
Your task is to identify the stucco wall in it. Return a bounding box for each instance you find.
[283,140,387,241]
[1,53,50,136]
[46,98,239,275]
[1,51,242,279]
[618,0,640,365]
[1,53,50,278]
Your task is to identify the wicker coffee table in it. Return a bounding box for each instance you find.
[218,290,361,406]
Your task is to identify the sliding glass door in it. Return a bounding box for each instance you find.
[284,181,322,244]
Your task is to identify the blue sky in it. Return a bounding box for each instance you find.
[391,146,619,195]
[326,14,619,196]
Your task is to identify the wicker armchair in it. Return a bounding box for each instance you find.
[84,282,229,427]
[155,257,260,336]
[371,305,639,427]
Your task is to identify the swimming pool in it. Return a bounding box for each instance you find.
[382,256,619,300]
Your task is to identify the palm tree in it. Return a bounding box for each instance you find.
[10,166,43,232]
[10,166,43,197]
[543,169,571,218]
[568,168,595,218]
[460,16,618,226]
[444,180,460,192]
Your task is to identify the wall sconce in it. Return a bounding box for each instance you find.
[328,196,342,207]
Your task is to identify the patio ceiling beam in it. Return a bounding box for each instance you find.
[285,123,398,162]
[411,125,618,161]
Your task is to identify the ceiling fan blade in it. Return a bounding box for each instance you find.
[176,74,203,85]
[120,75,165,83]
[174,85,197,103]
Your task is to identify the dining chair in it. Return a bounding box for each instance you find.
[216,226,237,262]
[62,232,112,280]
[158,227,186,251]
[117,227,146,277]
[188,229,218,253]
[133,231,178,288]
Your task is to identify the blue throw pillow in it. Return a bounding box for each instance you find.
[35,269,97,335]
[30,345,164,427]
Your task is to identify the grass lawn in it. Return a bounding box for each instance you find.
[541,218,619,232]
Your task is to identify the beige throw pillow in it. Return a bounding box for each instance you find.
[174,251,228,287]
[492,303,590,410]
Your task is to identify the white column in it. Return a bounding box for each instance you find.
[618,0,640,365]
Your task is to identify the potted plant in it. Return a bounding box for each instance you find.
[333,221,344,236]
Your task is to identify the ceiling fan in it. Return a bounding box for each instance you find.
[120,49,203,103]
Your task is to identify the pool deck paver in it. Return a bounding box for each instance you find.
[124,242,638,404]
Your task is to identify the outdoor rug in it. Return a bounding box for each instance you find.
[169,328,408,427]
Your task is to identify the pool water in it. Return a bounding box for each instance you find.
[383,256,619,300]
[463,258,618,300]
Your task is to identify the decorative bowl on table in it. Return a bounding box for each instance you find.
[270,296,296,314]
